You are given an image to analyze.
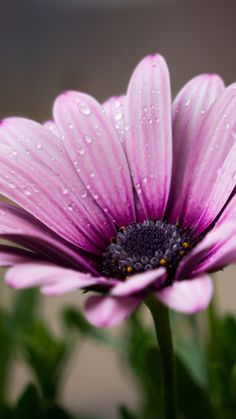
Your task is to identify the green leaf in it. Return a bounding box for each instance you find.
[0,404,14,419]
[118,405,138,419]
[14,384,43,419]
[11,289,39,339]
[24,322,67,402]
[176,356,214,419]
[44,406,74,419]
[221,316,236,366]
[63,307,123,349]
[0,310,16,402]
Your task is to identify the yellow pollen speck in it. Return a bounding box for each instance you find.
[182,242,190,248]
[159,258,167,266]
[179,251,185,256]
[127,266,133,273]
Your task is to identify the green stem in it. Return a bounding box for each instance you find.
[146,295,177,419]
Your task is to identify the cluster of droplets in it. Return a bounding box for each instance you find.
[102,219,192,281]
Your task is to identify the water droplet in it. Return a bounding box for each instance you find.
[200,108,206,115]
[80,105,91,116]
[9,182,16,189]
[67,123,74,129]
[233,171,236,180]
[81,191,87,199]
[36,143,42,149]
[142,176,148,183]
[25,149,30,155]
[93,193,99,199]
[225,123,230,129]
[78,147,85,155]
[23,188,31,196]
[90,171,95,178]
[61,187,68,195]
[114,100,121,108]
[67,203,73,211]
[85,135,92,144]
[11,149,18,156]
[32,185,39,193]
[143,107,148,113]
[115,112,122,121]
[86,184,91,190]
[185,100,190,107]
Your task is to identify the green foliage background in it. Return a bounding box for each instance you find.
[0,288,236,419]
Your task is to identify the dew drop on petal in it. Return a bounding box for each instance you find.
[114,100,121,108]
[36,143,42,150]
[80,106,91,116]
[85,135,92,144]
[78,147,85,155]
[81,190,87,199]
[60,187,68,195]
[67,203,73,211]
[67,123,74,129]
[8,182,16,189]
[11,149,18,156]
[114,112,122,121]
[23,188,31,196]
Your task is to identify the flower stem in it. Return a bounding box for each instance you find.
[146,295,177,419]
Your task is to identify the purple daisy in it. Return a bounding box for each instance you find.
[0,54,236,328]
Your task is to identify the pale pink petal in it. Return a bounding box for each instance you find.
[167,74,224,223]
[5,262,114,294]
[102,96,126,145]
[0,117,115,253]
[84,295,142,328]
[125,54,172,220]
[176,222,236,280]
[155,275,213,314]
[43,120,60,137]
[170,83,236,234]
[111,267,166,297]
[53,91,135,226]
[0,203,96,273]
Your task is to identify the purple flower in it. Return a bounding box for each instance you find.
[1,54,236,327]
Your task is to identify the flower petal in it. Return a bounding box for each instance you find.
[125,54,172,220]
[0,203,96,273]
[111,267,166,297]
[155,275,213,314]
[169,83,236,234]
[167,74,224,224]
[43,120,60,136]
[84,295,141,328]
[0,117,115,253]
[5,262,113,295]
[53,91,135,226]
[102,96,126,146]
[188,222,236,276]
[176,221,236,279]
[0,245,38,266]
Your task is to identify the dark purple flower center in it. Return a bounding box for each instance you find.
[101,220,193,280]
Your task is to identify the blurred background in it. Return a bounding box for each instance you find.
[1,0,236,418]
